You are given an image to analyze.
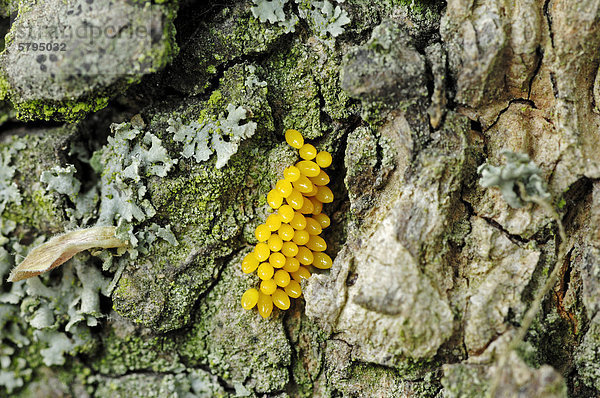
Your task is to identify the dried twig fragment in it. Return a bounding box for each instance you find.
[7,226,128,282]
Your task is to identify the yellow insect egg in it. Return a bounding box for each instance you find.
[309,170,330,186]
[315,151,332,168]
[285,129,304,149]
[290,212,307,230]
[292,175,314,194]
[257,262,275,280]
[254,243,270,262]
[278,204,295,223]
[278,224,295,241]
[276,179,293,198]
[260,279,278,295]
[304,217,322,236]
[296,160,320,178]
[304,184,318,197]
[241,288,259,310]
[292,229,310,246]
[291,266,311,281]
[255,224,271,242]
[286,189,304,210]
[315,186,334,203]
[298,196,315,214]
[285,280,302,298]
[283,166,301,183]
[313,213,330,229]
[268,234,283,252]
[257,292,273,318]
[313,252,333,269]
[265,213,282,231]
[299,143,317,160]
[307,235,327,252]
[296,246,314,265]
[274,269,291,287]
[272,289,291,310]
[283,257,300,273]
[310,197,323,215]
[267,189,283,209]
[269,252,287,268]
[282,241,299,257]
[241,252,260,274]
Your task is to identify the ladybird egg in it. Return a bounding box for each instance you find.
[267,189,283,209]
[299,144,317,160]
[260,279,278,295]
[254,243,270,262]
[257,262,274,280]
[265,213,282,231]
[304,217,322,235]
[257,292,273,318]
[304,184,318,197]
[286,189,304,210]
[313,213,330,229]
[255,224,271,242]
[241,288,259,310]
[313,252,333,269]
[278,224,295,241]
[298,196,315,214]
[268,234,283,252]
[283,257,300,273]
[291,266,311,281]
[272,289,291,310]
[282,241,299,257]
[315,186,334,203]
[292,175,314,194]
[290,212,307,230]
[315,151,332,168]
[269,252,286,268]
[274,269,291,287]
[292,229,310,246]
[285,280,302,298]
[278,204,295,223]
[296,160,320,178]
[283,166,301,183]
[285,129,304,149]
[296,246,314,265]
[309,170,330,186]
[242,252,260,274]
[310,198,323,215]
[276,179,293,198]
[306,235,327,252]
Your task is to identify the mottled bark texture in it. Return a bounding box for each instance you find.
[0,0,599,396]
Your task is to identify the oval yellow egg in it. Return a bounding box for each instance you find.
[241,252,260,274]
[298,196,315,214]
[276,179,293,198]
[283,166,301,183]
[274,269,291,287]
[285,129,304,149]
[313,252,333,269]
[281,241,299,257]
[315,151,332,168]
[292,175,314,194]
[313,213,330,229]
[292,229,310,246]
[255,224,271,242]
[278,204,295,223]
[285,280,302,298]
[260,279,277,295]
[296,246,314,265]
[241,288,259,310]
[269,252,286,268]
[254,243,270,262]
[257,262,274,280]
[267,189,283,209]
[265,213,282,231]
[315,186,334,203]
[310,197,322,215]
[304,217,322,235]
[278,224,295,241]
[283,257,300,273]
[299,144,317,160]
[309,170,330,186]
[291,266,311,281]
[257,292,273,318]
[307,235,327,252]
[296,160,320,177]
[286,189,304,210]
[272,289,291,310]
[268,234,283,252]
[290,212,307,230]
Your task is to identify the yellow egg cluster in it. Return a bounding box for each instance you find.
[240,129,334,318]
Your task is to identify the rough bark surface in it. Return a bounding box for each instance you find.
[0,0,598,397]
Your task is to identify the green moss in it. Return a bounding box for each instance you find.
[14,97,110,123]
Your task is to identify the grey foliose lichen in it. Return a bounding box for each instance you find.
[478,151,551,209]
[0,141,24,213]
[40,165,81,200]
